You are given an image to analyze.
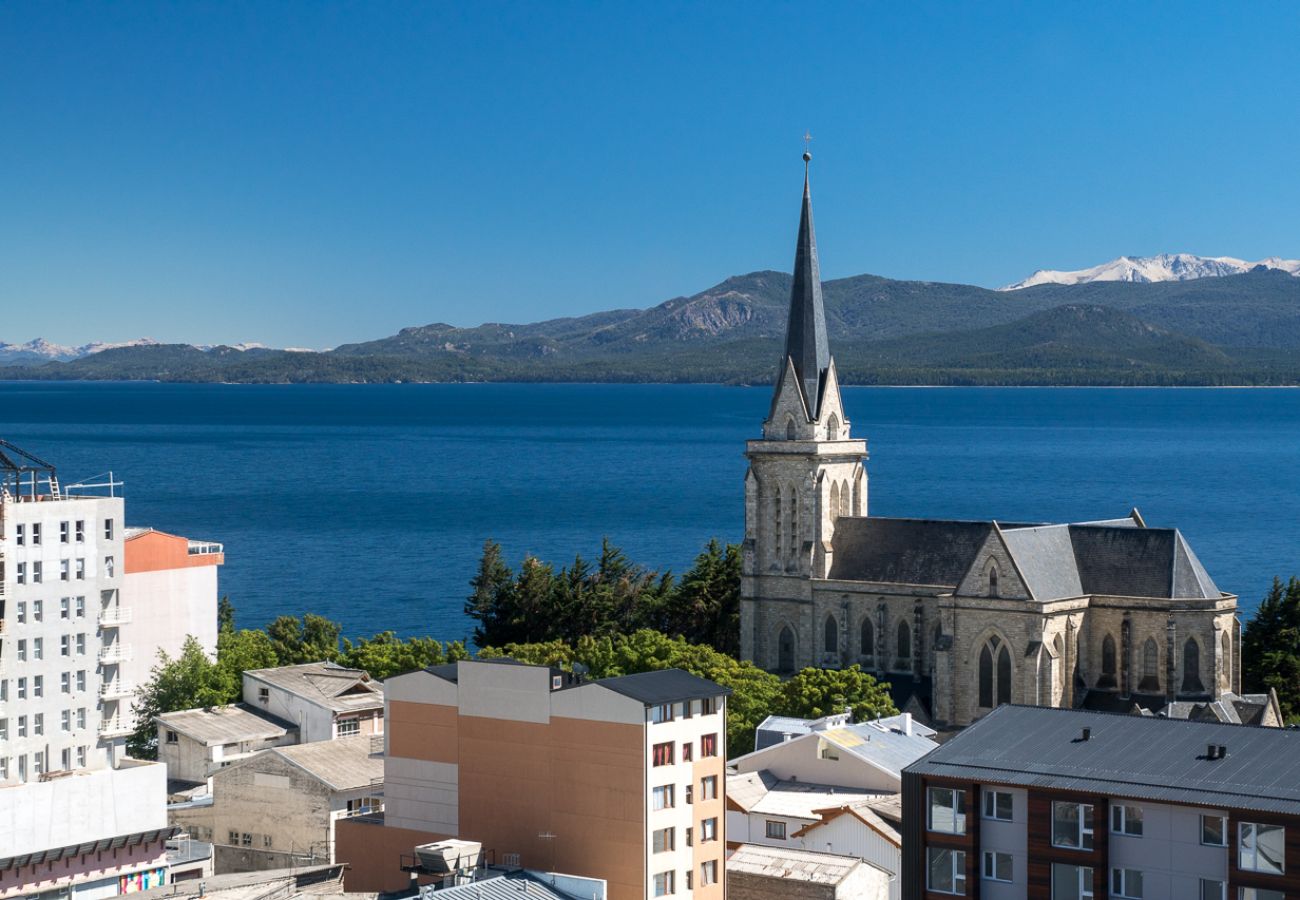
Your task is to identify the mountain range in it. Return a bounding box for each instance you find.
[1001,253,1300,290]
[5,259,1300,386]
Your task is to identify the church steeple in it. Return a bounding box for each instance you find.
[782,149,831,417]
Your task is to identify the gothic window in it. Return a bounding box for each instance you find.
[1220,631,1231,690]
[979,645,994,708]
[824,615,839,659]
[852,473,862,515]
[1182,638,1204,693]
[787,486,799,563]
[840,480,850,517]
[978,636,1013,709]
[826,412,840,439]
[785,418,796,440]
[896,620,912,671]
[860,618,875,665]
[829,482,840,521]
[1099,634,1117,689]
[1139,638,1160,692]
[772,488,783,566]
[988,565,999,598]
[997,645,1012,706]
[777,626,795,673]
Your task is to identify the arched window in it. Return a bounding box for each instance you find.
[824,614,839,658]
[896,620,912,671]
[772,488,783,566]
[978,644,994,708]
[1220,631,1231,690]
[787,486,799,562]
[852,474,862,515]
[840,480,850,517]
[829,482,840,521]
[785,418,796,440]
[778,626,795,673]
[860,618,875,665]
[997,645,1012,706]
[1099,634,1117,689]
[826,412,840,439]
[988,565,999,598]
[1182,638,1204,693]
[1139,638,1160,692]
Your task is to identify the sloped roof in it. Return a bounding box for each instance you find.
[817,721,939,777]
[1068,525,1220,599]
[727,844,873,885]
[156,704,294,746]
[999,524,1083,601]
[427,874,583,900]
[594,668,731,705]
[829,518,1010,585]
[267,736,383,792]
[245,662,383,713]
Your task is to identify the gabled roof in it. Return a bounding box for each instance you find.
[156,704,293,746]
[593,668,731,706]
[998,524,1083,601]
[728,844,880,885]
[245,662,383,713]
[733,717,938,779]
[260,736,383,792]
[906,705,1300,816]
[1067,524,1220,599]
[829,518,1023,586]
[791,800,902,846]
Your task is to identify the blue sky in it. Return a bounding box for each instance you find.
[2,2,1298,348]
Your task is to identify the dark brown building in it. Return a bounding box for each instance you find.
[901,705,1300,900]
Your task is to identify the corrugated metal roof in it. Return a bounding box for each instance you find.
[820,721,939,777]
[420,874,581,900]
[906,705,1300,815]
[156,704,294,746]
[727,844,864,885]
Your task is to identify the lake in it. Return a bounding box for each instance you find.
[0,382,1296,641]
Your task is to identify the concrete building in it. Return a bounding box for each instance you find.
[740,155,1243,729]
[754,712,937,753]
[171,736,383,872]
[335,658,730,900]
[727,844,890,900]
[902,704,1300,900]
[156,704,298,784]
[243,662,384,742]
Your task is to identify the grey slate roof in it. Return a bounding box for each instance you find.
[595,668,731,705]
[1068,525,1220,599]
[906,705,1300,816]
[999,524,1083,600]
[829,518,1019,586]
[782,158,831,416]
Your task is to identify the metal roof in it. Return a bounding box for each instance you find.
[818,721,940,777]
[593,668,731,706]
[728,844,871,885]
[417,874,583,900]
[245,662,384,713]
[906,705,1300,815]
[155,704,294,746]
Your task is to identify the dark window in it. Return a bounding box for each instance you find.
[860,618,875,664]
[979,644,994,708]
[823,615,838,657]
[1140,638,1160,692]
[1183,638,1204,693]
[778,626,795,673]
[1100,634,1117,689]
[997,645,1012,706]
[988,566,999,597]
[785,418,796,440]
[896,620,912,671]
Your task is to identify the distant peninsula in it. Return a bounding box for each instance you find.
[7,267,1300,386]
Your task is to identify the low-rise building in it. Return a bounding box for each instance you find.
[242,662,384,742]
[335,658,730,900]
[902,704,1300,900]
[753,712,937,753]
[727,844,890,900]
[171,735,383,872]
[156,704,298,784]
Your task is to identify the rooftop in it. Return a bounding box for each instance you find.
[730,773,890,821]
[735,717,939,779]
[263,735,384,792]
[594,668,732,706]
[906,705,1300,816]
[245,661,384,713]
[415,873,589,900]
[156,704,294,746]
[727,844,875,886]
[754,711,936,751]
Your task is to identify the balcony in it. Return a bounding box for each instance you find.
[98,607,133,627]
[99,717,132,738]
[101,681,135,700]
[99,644,133,664]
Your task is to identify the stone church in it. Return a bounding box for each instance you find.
[739,154,1245,729]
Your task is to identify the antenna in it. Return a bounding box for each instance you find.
[803,130,813,163]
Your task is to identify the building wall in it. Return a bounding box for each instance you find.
[242,676,336,743]
[156,732,215,785]
[120,563,219,695]
[0,835,168,900]
[335,817,446,893]
[796,815,900,900]
[730,733,901,792]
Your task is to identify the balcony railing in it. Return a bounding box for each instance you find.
[99,644,133,664]
[101,681,135,700]
[99,717,132,738]
[98,607,133,627]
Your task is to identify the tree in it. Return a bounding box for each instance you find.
[1243,576,1300,721]
[129,637,235,759]
[266,613,342,664]
[774,665,898,723]
[465,540,518,646]
[657,540,741,655]
[340,632,470,680]
[217,596,236,632]
[216,627,280,685]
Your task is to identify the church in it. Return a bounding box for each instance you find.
[739,152,1247,729]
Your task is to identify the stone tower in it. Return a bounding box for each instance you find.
[740,153,868,673]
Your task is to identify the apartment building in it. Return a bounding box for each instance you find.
[243,662,383,741]
[901,704,1300,900]
[335,658,730,900]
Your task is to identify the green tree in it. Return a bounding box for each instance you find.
[216,627,280,684]
[774,665,898,723]
[339,632,470,680]
[465,540,518,646]
[129,636,234,759]
[1243,576,1300,721]
[217,595,236,632]
[265,613,343,664]
[657,540,741,655]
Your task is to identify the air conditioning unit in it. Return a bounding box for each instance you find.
[412,840,483,874]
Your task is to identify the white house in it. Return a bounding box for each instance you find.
[242,663,383,742]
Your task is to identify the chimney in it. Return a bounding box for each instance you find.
[1207,743,1217,760]
[1081,727,1091,742]
[900,712,913,737]
[1218,744,1228,759]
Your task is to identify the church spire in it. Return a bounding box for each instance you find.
[782,145,831,417]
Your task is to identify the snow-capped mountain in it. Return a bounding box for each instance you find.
[1001,254,1300,291]
[0,337,161,364]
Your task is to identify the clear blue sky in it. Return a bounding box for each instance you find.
[2,2,1298,348]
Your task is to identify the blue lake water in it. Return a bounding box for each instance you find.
[1,382,1296,641]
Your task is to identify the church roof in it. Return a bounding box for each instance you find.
[828,516,1223,601]
[782,154,831,417]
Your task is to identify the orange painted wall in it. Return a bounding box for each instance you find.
[387,700,458,763]
[691,752,726,900]
[335,818,449,893]
[125,530,223,573]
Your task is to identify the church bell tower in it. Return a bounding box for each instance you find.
[739,149,868,672]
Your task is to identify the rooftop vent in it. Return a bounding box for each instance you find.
[1081,727,1091,742]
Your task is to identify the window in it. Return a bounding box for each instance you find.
[18,715,28,737]
[77,708,86,729]
[32,523,41,545]
[1201,814,1227,846]
[700,696,717,715]
[16,563,25,584]
[680,700,693,719]
[777,625,795,673]
[652,828,675,853]
[33,675,43,697]
[263,835,273,848]
[824,614,838,656]
[61,710,71,732]
[1237,889,1284,900]
[1052,801,1094,850]
[983,850,1012,883]
[983,789,1013,821]
[75,520,84,542]
[650,703,674,724]
[1140,638,1160,692]
[927,848,966,895]
[336,718,360,737]
[988,564,999,597]
[60,597,70,618]
[765,820,786,840]
[60,560,70,581]
[75,558,85,580]
[1100,634,1117,687]
[18,679,27,700]
[16,640,26,662]
[33,561,42,583]
[258,686,270,702]
[34,713,44,735]
[0,719,6,740]
[1239,822,1285,874]
[1183,637,1204,693]
[241,833,252,847]
[1112,804,1144,836]
[820,742,840,760]
[860,617,875,665]
[16,523,24,545]
[76,596,85,617]
[652,871,674,897]
[76,670,86,692]
[1112,867,1144,898]
[1052,863,1094,899]
[166,730,179,744]
[685,784,694,805]
[701,818,718,842]
[652,742,674,766]
[60,521,69,543]
[684,872,692,891]
[700,733,718,757]
[76,746,86,767]
[34,751,44,775]
[61,635,70,657]
[16,602,25,623]
[105,556,115,577]
[652,785,675,810]
[105,519,114,540]
[345,796,381,816]
[681,742,693,762]
[896,619,912,670]
[685,827,693,847]
[33,638,43,660]
[61,672,71,693]
[700,860,718,886]
[228,831,239,845]
[928,786,967,834]
[701,775,718,800]
[34,600,43,621]
[76,634,85,654]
